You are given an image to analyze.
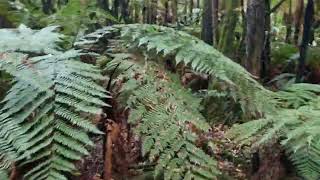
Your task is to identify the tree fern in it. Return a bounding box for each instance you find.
[0,26,109,179]
[100,49,219,179]
[77,24,320,179]
[227,83,320,180]
[76,24,276,118]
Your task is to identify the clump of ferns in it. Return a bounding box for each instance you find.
[0,25,109,179]
[80,24,277,119]
[227,83,320,180]
[100,50,220,179]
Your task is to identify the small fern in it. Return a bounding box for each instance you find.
[0,26,109,179]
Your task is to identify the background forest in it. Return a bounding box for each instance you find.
[0,0,320,179]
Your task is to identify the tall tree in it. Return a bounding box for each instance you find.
[212,0,219,46]
[201,0,213,45]
[189,0,194,20]
[237,0,247,63]
[293,0,304,45]
[121,0,130,23]
[172,0,178,24]
[218,0,239,56]
[113,0,120,18]
[284,0,293,43]
[245,0,266,77]
[296,0,314,82]
[261,0,271,80]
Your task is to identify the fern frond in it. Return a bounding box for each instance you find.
[227,84,320,179]
[77,24,276,117]
[0,25,62,54]
[0,26,108,179]
[103,50,218,179]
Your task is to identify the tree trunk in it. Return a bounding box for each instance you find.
[120,0,130,23]
[261,0,271,80]
[293,0,304,45]
[0,15,13,28]
[189,0,194,20]
[183,1,187,23]
[296,0,314,82]
[245,0,266,78]
[212,0,219,46]
[164,1,169,25]
[142,1,147,23]
[237,0,246,63]
[172,0,178,24]
[150,0,158,24]
[134,3,140,23]
[113,0,120,18]
[284,0,293,43]
[218,0,239,56]
[201,0,213,45]
[41,0,55,14]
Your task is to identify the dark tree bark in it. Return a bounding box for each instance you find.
[296,0,314,82]
[284,0,293,43]
[201,0,213,45]
[0,16,13,28]
[41,0,55,14]
[212,0,219,46]
[293,0,304,45]
[261,0,271,80]
[113,0,120,18]
[245,0,266,78]
[120,0,130,23]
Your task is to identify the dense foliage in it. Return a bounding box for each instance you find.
[1,0,320,180]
